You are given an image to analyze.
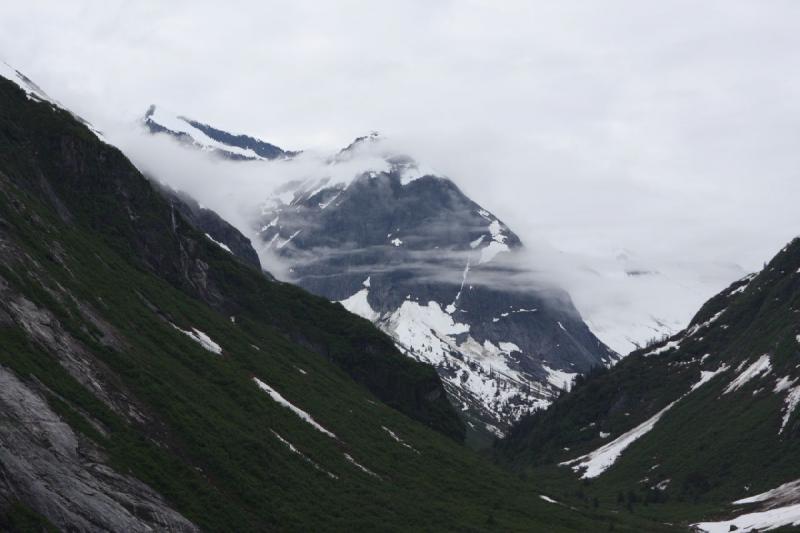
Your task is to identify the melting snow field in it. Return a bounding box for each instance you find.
[734,478,800,506]
[694,478,800,532]
[253,377,337,439]
[381,298,567,432]
[693,502,800,533]
[171,324,222,354]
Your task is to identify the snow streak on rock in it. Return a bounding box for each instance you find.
[344,453,380,479]
[381,426,419,454]
[204,233,232,253]
[253,378,337,439]
[171,324,223,354]
[270,430,337,479]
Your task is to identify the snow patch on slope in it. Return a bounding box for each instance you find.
[147,107,265,159]
[542,365,577,391]
[560,398,681,479]
[644,339,682,357]
[271,430,337,479]
[171,324,222,354]
[381,426,419,453]
[686,310,725,337]
[384,300,555,432]
[724,355,772,394]
[478,219,510,264]
[778,385,800,434]
[387,300,470,365]
[695,463,800,531]
[338,278,380,321]
[253,378,337,439]
[691,364,730,392]
[344,453,380,479]
[734,478,800,506]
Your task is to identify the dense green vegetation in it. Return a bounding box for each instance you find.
[0,77,676,531]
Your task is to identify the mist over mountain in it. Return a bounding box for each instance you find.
[140,109,618,444]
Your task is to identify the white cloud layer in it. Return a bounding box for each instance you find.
[2,1,799,352]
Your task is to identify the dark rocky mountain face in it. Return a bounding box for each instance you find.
[496,237,800,529]
[155,183,262,270]
[255,148,618,445]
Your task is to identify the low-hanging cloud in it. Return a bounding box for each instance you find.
[3,0,798,351]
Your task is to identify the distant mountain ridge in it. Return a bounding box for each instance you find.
[144,110,618,445]
[144,105,297,160]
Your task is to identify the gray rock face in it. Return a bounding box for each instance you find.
[0,365,198,532]
[0,275,148,426]
[256,149,617,442]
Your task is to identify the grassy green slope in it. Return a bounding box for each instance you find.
[0,77,673,531]
[497,239,800,526]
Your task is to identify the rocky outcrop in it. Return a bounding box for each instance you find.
[0,365,198,532]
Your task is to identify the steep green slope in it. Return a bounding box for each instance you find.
[497,238,800,526]
[0,75,672,531]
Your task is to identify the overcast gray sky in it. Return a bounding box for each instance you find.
[2,1,799,349]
